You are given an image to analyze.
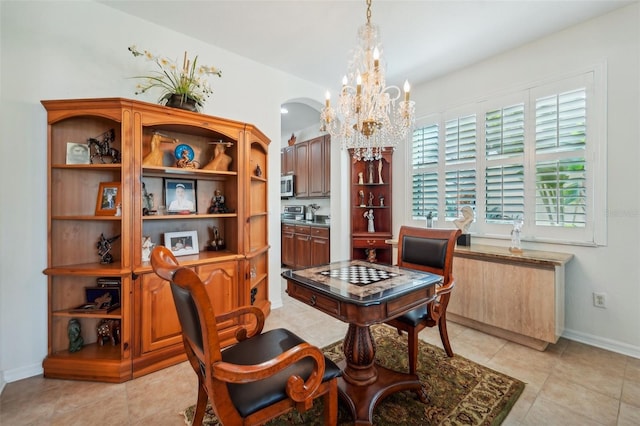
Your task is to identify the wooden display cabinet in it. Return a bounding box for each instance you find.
[42,98,270,382]
[350,150,393,264]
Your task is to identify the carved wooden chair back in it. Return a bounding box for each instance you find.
[150,246,341,426]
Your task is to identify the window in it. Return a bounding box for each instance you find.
[410,70,604,245]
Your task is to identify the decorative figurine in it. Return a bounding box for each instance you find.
[176,145,198,169]
[142,182,155,215]
[509,219,524,253]
[366,248,377,263]
[426,211,433,228]
[379,194,384,207]
[68,318,84,353]
[141,236,154,261]
[368,191,374,207]
[96,319,120,346]
[368,161,375,184]
[358,172,364,185]
[378,159,384,184]
[207,189,228,213]
[97,233,120,264]
[88,128,120,164]
[203,141,232,171]
[364,209,375,233]
[207,226,225,251]
[255,164,262,177]
[359,190,366,207]
[454,206,474,234]
[288,133,297,146]
[114,203,122,217]
[143,131,178,167]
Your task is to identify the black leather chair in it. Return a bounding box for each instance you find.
[150,246,341,426]
[385,226,461,374]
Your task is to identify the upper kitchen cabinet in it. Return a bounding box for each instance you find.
[284,135,331,199]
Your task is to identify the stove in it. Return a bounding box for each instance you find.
[283,205,305,221]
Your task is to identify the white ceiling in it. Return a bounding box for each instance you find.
[101,0,634,135]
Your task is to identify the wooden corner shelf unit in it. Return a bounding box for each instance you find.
[350,150,393,265]
[42,98,270,382]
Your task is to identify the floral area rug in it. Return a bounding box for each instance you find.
[182,324,524,425]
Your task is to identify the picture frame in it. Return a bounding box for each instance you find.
[95,182,122,216]
[164,230,199,256]
[164,178,197,214]
[66,142,90,164]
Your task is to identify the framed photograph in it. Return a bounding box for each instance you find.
[66,142,90,164]
[95,182,122,216]
[164,178,197,214]
[164,230,199,256]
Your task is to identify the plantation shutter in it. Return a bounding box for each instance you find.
[484,104,525,222]
[445,169,476,219]
[445,115,476,162]
[411,124,439,218]
[535,89,587,227]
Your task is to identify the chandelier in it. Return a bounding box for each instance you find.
[320,0,415,161]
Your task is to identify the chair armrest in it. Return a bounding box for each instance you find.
[212,342,326,402]
[215,305,265,340]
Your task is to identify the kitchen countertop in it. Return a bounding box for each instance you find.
[281,218,331,228]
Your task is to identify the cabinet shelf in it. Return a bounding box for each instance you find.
[52,215,122,221]
[353,183,389,186]
[50,343,121,361]
[143,165,237,178]
[52,164,122,171]
[44,263,129,276]
[142,213,237,220]
[53,307,122,319]
[251,175,267,183]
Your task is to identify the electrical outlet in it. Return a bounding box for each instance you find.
[593,292,607,308]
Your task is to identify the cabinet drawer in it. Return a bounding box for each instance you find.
[287,284,340,316]
[311,227,329,238]
[295,225,311,235]
[282,224,296,234]
[352,237,389,248]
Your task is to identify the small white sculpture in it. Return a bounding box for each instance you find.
[378,159,384,184]
[453,206,474,234]
[509,219,524,253]
[364,209,375,233]
[358,172,364,185]
[141,236,155,261]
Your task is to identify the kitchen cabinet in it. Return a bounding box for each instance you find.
[281,223,329,268]
[294,143,309,197]
[282,135,330,198]
[281,146,294,176]
[310,226,330,265]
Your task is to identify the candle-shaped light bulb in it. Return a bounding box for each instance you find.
[403,80,411,102]
[325,91,331,108]
[373,47,380,68]
[356,74,362,95]
[342,75,348,86]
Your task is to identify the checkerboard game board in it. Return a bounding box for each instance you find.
[319,264,399,286]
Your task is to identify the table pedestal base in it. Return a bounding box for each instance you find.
[337,360,428,425]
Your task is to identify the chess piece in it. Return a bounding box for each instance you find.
[203,143,232,171]
[364,209,375,233]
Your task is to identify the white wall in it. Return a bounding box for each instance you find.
[393,4,640,356]
[0,0,325,385]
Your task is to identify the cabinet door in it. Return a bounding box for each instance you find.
[294,142,309,197]
[294,234,311,268]
[311,237,329,266]
[322,136,331,196]
[198,261,239,331]
[139,273,182,354]
[309,136,324,197]
[282,230,295,267]
[282,146,294,175]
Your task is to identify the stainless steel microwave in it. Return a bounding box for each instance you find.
[280,175,294,198]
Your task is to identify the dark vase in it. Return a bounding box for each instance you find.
[165,94,199,112]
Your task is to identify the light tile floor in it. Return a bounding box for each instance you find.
[1,277,639,425]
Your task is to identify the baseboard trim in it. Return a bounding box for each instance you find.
[562,328,640,359]
[2,363,43,384]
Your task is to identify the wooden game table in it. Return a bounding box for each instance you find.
[282,260,442,425]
